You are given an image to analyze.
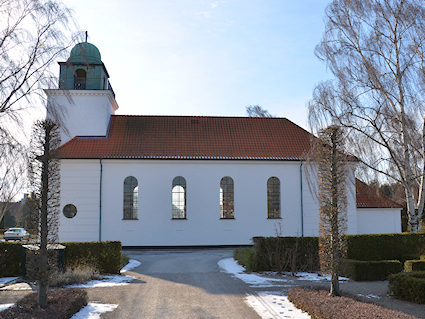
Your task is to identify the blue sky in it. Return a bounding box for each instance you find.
[65,0,332,129]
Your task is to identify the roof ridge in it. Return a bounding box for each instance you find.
[111,114,290,120]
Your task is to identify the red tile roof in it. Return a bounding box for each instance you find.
[59,115,315,160]
[356,179,403,209]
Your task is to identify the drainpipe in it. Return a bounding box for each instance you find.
[300,161,304,237]
[99,159,103,241]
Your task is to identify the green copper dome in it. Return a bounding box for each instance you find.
[68,42,102,64]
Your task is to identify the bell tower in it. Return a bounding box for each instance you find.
[45,40,119,145]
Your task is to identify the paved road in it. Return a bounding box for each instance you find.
[88,249,261,319]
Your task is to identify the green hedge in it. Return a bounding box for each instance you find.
[0,241,122,277]
[250,233,425,278]
[251,233,425,274]
[346,233,425,261]
[62,241,122,274]
[405,259,425,272]
[388,271,425,304]
[252,237,319,272]
[0,242,24,277]
[233,247,255,271]
[340,259,402,281]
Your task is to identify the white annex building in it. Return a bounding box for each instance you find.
[46,42,402,247]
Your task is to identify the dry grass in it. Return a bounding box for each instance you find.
[288,287,417,319]
[48,265,101,287]
[0,288,87,319]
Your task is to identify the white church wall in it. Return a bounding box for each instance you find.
[346,168,358,235]
[357,208,402,234]
[301,166,320,237]
[59,160,100,242]
[100,160,304,246]
[59,159,360,246]
[45,90,118,145]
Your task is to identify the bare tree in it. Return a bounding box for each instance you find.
[309,0,425,232]
[0,0,78,122]
[313,126,348,297]
[28,119,60,307]
[0,133,26,225]
[0,0,77,219]
[246,105,275,117]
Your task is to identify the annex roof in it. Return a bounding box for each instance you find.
[356,179,403,209]
[59,115,315,160]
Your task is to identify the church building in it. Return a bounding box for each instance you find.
[46,42,402,247]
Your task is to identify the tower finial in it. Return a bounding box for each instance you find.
[85,31,88,42]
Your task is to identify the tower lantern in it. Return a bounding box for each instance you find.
[58,41,113,95]
[46,40,118,145]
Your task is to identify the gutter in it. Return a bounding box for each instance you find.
[300,161,304,237]
[99,159,103,241]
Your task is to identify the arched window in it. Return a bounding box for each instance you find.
[74,69,87,89]
[172,176,186,219]
[220,176,234,219]
[123,176,138,219]
[267,177,280,218]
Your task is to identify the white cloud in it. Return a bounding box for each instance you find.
[210,2,218,8]
[196,11,211,18]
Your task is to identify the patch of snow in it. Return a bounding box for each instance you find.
[0,277,18,285]
[358,293,380,299]
[246,293,311,319]
[70,303,118,319]
[0,304,13,311]
[294,272,349,282]
[66,274,134,288]
[120,259,141,273]
[252,284,293,288]
[0,282,32,291]
[218,258,246,274]
[219,259,348,285]
[218,258,288,287]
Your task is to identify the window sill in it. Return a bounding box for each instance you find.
[220,217,235,220]
[122,218,138,220]
[267,217,282,219]
[172,218,187,220]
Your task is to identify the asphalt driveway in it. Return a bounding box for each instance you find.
[87,249,261,319]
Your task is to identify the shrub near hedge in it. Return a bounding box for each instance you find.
[63,241,121,274]
[233,247,255,271]
[0,242,23,277]
[388,271,425,304]
[340,259,402,281]
[252,236,319,272]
